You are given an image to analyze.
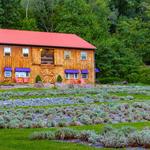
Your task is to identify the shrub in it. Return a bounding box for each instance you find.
[79,115,92,125]
[55,128,78,140]
[34,119,46,128]
[128,130,150,148]
[35,75,42,83]
[29,127,150,148]
[8,119,20,128]
[126,73,140,83]
[100,129,128,148]
[98,77,122,84]
[0,116,5,128]
[57,120,68,127]
[79,130,97,143]
[22,120,32,128]
[120,126,136,137]
[47,120,57,127]
[56,75,63,83]
[139,67,150,84]
[30,131,55,140]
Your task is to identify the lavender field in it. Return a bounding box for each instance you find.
[0,85,150,149]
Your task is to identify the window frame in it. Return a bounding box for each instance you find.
[4,47,11,57]
[81,51,87,60]
[82,73,88,79]
[65,73,70,79]
[74,73,78,79]
[4,70,12,78]
[64,50,71,59]
[15,72,30,78]
[22,48,29,57]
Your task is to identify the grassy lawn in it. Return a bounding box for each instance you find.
[0,122,150,150]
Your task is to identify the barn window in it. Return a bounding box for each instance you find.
[4,71,12,77]
[4,47,11,56]
[74,73,78,79]
[15,72,30,78]
[41,48,54,64]
[22,48,29,57]
[81,69,88,79]
[81,52,87,60]
[64,51,71,59]
[82,74,88,79]
[65,73,70,79]
[15,68,30,78]
[4,68,12,77]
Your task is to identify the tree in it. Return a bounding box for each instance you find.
[0,0,22,29]
[96,37,140,79]
[30,0,55,32]
[21,18,38,30]
[117,18,150,64]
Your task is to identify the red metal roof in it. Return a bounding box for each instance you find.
[0,29,96,49]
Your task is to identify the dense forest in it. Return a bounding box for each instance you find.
[0,0,150,84]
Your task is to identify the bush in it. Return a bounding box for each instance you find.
[79,130,97,143]
[120,126,136,137]
[128,130,150,147]
[8,119,20,128]
[139,67,150,84]
[29,127,150,148]
[98,77,122,84]
[56,75,63,83]
[126,73,140,83]
[30,131,55,140]
[100,129,128,148]
[35,75,42,83]
[55,128,78,140]
[0,116,5,128]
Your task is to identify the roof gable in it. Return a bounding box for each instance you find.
[0,29,96,49]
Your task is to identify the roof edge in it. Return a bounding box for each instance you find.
[0,43,96,50]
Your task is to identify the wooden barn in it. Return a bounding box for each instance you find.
[0,29,96,84]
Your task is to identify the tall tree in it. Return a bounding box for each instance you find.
[31,0,55,32]
[0,0,21,29]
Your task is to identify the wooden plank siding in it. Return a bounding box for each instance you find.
[0,45,95,84]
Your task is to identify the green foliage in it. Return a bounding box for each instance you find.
[56,75,63,83]
[30,131,55,140]
[0,0,22,28]
[35,75,42,83]
[127,73,140,83]
[21,18,38,30]
[55,128,79,140]
[30,0,55,31]
[139,67,150,84]
[0,0,149,83]
[98,77,122,84]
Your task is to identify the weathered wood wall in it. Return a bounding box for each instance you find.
[0,45,95,84]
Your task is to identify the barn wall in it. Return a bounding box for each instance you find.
[0,45,95,84]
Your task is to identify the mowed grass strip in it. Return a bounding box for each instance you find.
[112,92,150,100]
[0,122,150,150]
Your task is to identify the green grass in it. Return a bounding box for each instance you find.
[0,87,48,92]
[0,122,150,150]
[112,92,150,99]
